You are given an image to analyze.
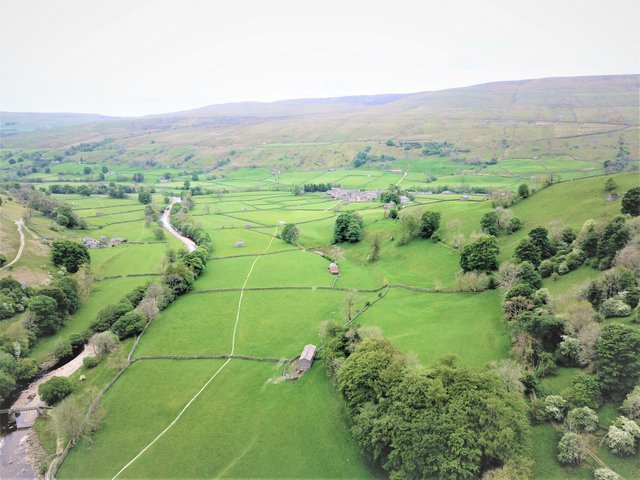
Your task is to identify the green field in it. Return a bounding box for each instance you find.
[1,165,637,479]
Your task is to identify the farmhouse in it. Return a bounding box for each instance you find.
[297,344,317,373]
[328,262,339,275]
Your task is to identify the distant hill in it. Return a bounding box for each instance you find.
[0,111,122,136]
[1,74,638,170]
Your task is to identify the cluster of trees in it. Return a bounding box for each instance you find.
[9,187,86,229]
[321,324,532,479]
[0,276,82,404]
[420,140,454,156]
[302,183,334,192]
[394,209,441,245]
[333,212,363,243]
[89,282,172,342]
[0,277,31,320]
[480,208,523,236]
[352,146,397,168]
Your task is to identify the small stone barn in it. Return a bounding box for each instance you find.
[328,262,339,275]
[235,241,245,248]
[297,344,317,373]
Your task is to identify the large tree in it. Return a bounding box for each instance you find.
[621,186,640,217]
[27,295,62,335]
[595,324,640,400]
[460,235,500,272]
[333,212,363,243]
[51,240,90,273]
[419,211,441,238]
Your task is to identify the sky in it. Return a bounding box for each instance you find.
[1,0,638,117]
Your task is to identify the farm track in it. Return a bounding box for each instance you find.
[109,227,279,479]
[0,217,25,271]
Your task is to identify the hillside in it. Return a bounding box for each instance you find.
[1,75,638,172]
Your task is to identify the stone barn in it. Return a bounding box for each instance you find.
[297,344,317,373]
[328,262,339,275]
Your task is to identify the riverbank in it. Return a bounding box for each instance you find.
[160,198,196,253]
[0,344,96,479]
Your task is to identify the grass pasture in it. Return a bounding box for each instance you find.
[21,169,637,479]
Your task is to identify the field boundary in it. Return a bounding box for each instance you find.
[132,354,284,363]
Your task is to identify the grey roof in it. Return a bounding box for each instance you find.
[300,344,317,362]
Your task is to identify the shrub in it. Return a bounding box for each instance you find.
[91,331,119,355]
[505,283,535,301]
[14,358,39,382]
[621,385,640,420]
[39,376,73,405]
[111,311,145,339]
[565,375,602,410]
[565,407,598,433]
[538,259,556,278]
[69,333,85,352]
[557,432,586,466]
[54,339,73,361]
[594,468,621,480]
[599,298,631,318]
[82,356,101,369]
[606,422,639,457]
[544,395,568,421]
[516,262,542,289]
[557,336,582,367]
[506,217,523,234]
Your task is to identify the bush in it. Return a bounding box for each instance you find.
[544,395,568,421]
[111,311,145,339]
[565,407,598,433]
[39,376,73,405]
[82,356,101,369]
[69,332,85,352]
[557,432,586,466]
[599,298,632,318]
[14,358,39,382]
[565,375,602,410]
[594,468,621,480]
[506,217,523,234]
[54,339,73,361]
[91,331,119,355]
[621,385,640,420]
[606,418,639,456]
[538,259,556,278]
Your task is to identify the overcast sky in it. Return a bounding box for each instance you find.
[1,0,638,117]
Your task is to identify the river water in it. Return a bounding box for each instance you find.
[0,345,95,479]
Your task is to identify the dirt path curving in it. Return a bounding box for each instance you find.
[1,218,25,271]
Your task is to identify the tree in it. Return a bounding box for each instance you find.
[132,172,144,183]
[518,183,530,199]
[481,211,500,236]
[597,215,631,269]
[101,166,109,174]
[621,385,640,420]
[51,240,90,273]
[281,223,299,244]
[111,311,145,339]
[419,211,441,238]
[621,187,640,216]
[460,234,500,272]
[516,262,542,289]
[138,190,152,204]
[367,234,381,263]
[0,370,16,404]
[39,376,73,405]
[595,324,640,400]
[91,331,119,355]
[606,417,640,456]
[27,295,62,335]
[565,407,598,433]
[14,358,39,382]
[557,432,586,466]
[514,238,541,265]
[528,227,555,259]
[333,212,363,243]
[603,177,618,193]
